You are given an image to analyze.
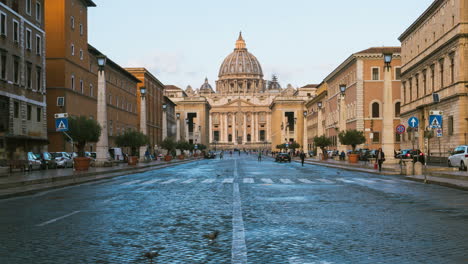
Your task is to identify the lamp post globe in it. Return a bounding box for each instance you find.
[339,84,346,95]
[139,86,147,98]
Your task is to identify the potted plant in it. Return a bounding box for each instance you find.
[338,129,366,163]
[67,116,101,171]
[161,137,176,161]
[289,142,301,155]
[276,144,287,152]
[115,130,149,165]
[176,140,190,159]
[313,135,332,160]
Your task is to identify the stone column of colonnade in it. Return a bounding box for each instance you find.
[232,113,236,144]
[224,113,228,143]
[250,113,254,144]
[267,112,271,142]
[243,113,247,144]
[209,113,213,144]
[254,112,258,143]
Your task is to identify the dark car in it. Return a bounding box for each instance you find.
[204,151,216,159]
[396,149,425,163]
[275,153,291,162]
[39,152,58,169]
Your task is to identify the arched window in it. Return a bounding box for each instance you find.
[372,102,380,118]
[395,102,401,117]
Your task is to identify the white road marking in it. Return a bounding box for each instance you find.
[140,179,162,185]
[202,179,216,183]
[243,178,254,184]
[261,178,274,184]
[232,160,247,264]
[37,211,81,227]
[121,180,143,186]
[223,178,234,183]
[317,179,334,184]
[336,178,355,183]
[103,197,118,203]
[378,179,397,184]
[181,179,197,184]
[298,179,314,184]
[280,179,294,184]
[160,179,178,184]
[355,178,376,184]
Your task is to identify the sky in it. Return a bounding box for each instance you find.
[88,0,435,90]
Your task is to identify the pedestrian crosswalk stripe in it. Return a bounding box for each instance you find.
[355,178,376,184]
[317,179,334,184]
[161,179,178,184]
[243,178,254,183]
[140,179,162,185]
[336,178,355,183]
[298,179,313,184]
[121,180,143,186]
[223,178,234,183]
[181,179,197,184]
[202,179,216,183]
[261,178,274,184]
[280,179,294,184]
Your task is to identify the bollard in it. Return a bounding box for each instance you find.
[405,160,414,175]
[414,161,423,175]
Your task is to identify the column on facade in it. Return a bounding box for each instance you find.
[254,112,258,143]
[266,112,271,142]
[232,112,236,144]
[317,108,323,137]
[382,64,395,163]
[209,113,213,144]
[176,117,180,141]
[243,112,247,144]
[224,113,228,142]
[96,69,109,165]
[250,112,254,144]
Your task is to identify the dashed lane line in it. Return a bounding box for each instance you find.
[261,178,274,184]
[355,178,376,184]
[232,160,247,264]
[317,179,334,184]
[280,179,294,184]
[336,178,355,183]
[243,178,254,184]
[160,179,178,184]
[223,178,235,184]
[181,178,197,184]
[121,180,143,186]
[298,179,314,184]
[140,179,163,185]
[202,179,216,184]
[37,211,81,227]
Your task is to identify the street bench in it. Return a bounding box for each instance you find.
[8,160,27,173]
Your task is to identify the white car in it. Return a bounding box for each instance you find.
[52,152,74,168]
[448,145,468,171]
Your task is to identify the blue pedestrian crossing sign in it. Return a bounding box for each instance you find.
[55,118,69,132]
[429,115,443,129]
[408,117,419,128]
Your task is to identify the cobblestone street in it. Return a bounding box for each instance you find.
[1,154,468,263]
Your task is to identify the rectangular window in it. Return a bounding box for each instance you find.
[439,59,444,89]
[36,67,41,91]
[26,63,32,89]
[430,64,435,93]
[71,75,75,90]
[90,84,93,97]
[80,80,83,93]
[415,74,419,99]
[35,1,41,21]
[79,49,83,60]
[395,67,401,80]
[448,116,454,136]
[395,133,401,143]
[13,59,19,84]
[27,105,31,120]
[402,82,406,104]
[35,35,41,55]
[36,107,41,122]
[372,68,379,80]
[26,0,32,15]
[0,53,6,80]
[71,16,74,29]
[26,29,32,50]
[450,56,455,84]
[79,24,83,35]
[213,131,220,141]
[409,78,413,102]
[372,132,380,143]
[71,44,74,56]
[14,101,19,118]
[422,70,427,95]
[13,20,19,43]
[0,12,6,36]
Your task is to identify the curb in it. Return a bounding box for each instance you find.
[0,158,201,199]
[300,160,401,176]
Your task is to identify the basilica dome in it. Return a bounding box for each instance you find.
[199,77,214,94]
[218,33,263,78]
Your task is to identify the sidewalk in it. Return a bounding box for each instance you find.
[299,157,468,190]
[0,158,200,199]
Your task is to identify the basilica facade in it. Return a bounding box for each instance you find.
[166,33,315,151]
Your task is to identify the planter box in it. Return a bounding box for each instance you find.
[177,154,185,160]
[348,154,359,163]
[128,156,138,165]
[74,157,91,171]
[164,155,172,162]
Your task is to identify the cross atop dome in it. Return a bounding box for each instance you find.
[235,31,246,50]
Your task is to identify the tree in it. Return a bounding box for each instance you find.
[276,144,287,151]
[161,137,177,156]
[289,142,301,152]
[313,135,332,157]
[338,129,366,153]
[176,140,190,153]
[67,116,101,157]
[198,144,207,151]
[115,130,149,156]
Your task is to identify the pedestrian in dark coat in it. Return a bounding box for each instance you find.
[300,151,306,166]
[376,148,385,172]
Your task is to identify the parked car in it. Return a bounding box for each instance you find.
[39,152,58,169]
[448,145,468,171]
[275,153,291,162]
[51,152,74,168]
[204,151,216,159]
[27,152,42,171]
[396,149,425,163]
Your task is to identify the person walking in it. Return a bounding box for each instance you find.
[300,151,306,166]
[376,148,385,172]
[257,151,262,162]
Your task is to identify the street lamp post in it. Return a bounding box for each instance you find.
[338,85,346,151]
[303,110,308,153]
[382,53,395,163]
[95,55,109,166]
[139,86,147,161]
[185,118,189,141]
[162,103,167,140]
[176,113,181,141]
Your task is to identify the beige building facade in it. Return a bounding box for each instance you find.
[306,82,328,152]
[167,33,313,150]
[317,47,402,152]
[399,0,468,156]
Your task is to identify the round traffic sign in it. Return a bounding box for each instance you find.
[396,124,406,134]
